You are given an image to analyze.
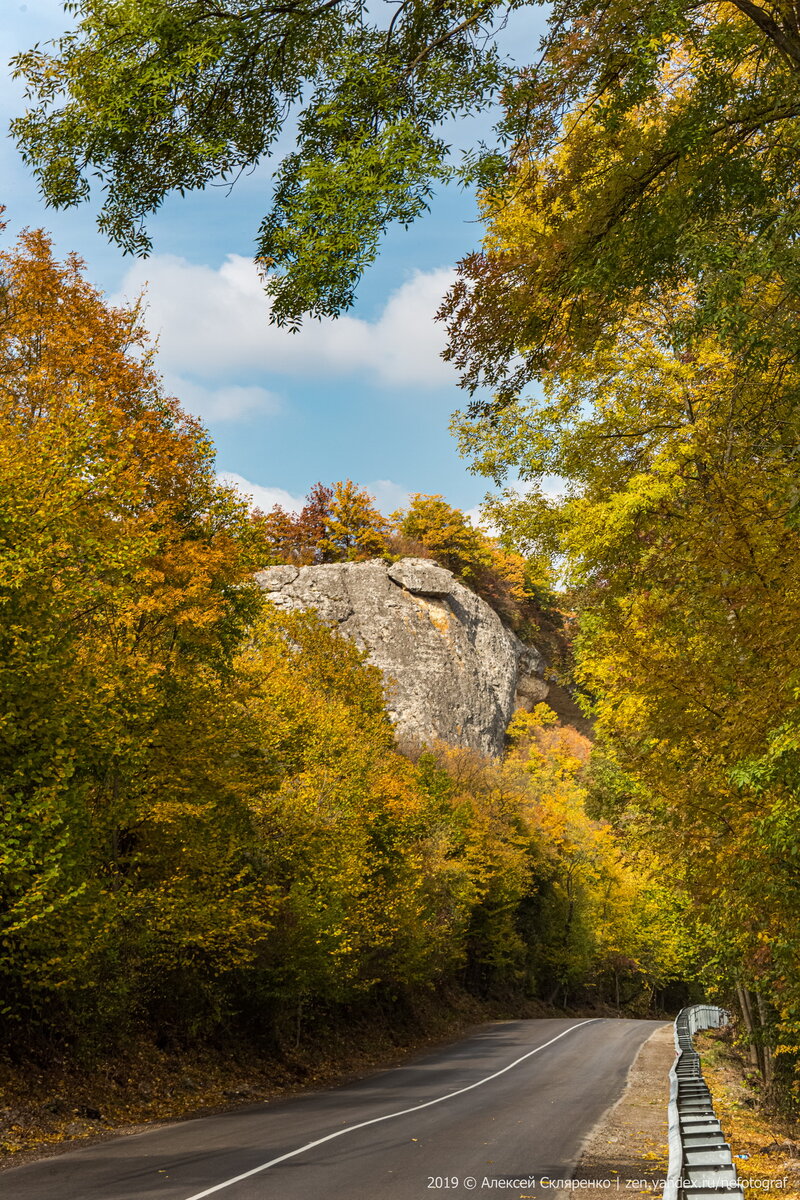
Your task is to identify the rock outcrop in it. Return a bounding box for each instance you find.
[255,557,548,757]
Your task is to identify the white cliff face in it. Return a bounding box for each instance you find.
[255,557,548,757]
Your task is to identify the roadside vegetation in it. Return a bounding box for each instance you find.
[7,0,800,1144]
[0,220,690,1159]
[696,1030,800,1200]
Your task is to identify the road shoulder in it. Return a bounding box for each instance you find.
[573,1021,673,1200]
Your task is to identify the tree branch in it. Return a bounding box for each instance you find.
[727,0,800,70]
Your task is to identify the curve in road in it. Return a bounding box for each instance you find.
[7,1017,666,1200]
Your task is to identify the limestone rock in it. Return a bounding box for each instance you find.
[255,557,547,757]
[386,558,454,596]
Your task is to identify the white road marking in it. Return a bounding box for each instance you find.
[182,1018,600,1199]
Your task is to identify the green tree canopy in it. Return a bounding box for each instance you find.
[13,1,800,343]
[11,0,524,326]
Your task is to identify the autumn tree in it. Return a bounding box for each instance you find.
[424,706,694,1007]
[0,218,692,1060]
[430,2,800,1087]
[0,223,274,1036]
[261,480,388,564]
[454,273,800,1087]
[395,493,492,579]
[318,480,389,562]
[259,481,333,565]
[437,3,800,403]
[235,606,478,1014]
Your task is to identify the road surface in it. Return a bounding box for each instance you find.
[6,1017,666,1200]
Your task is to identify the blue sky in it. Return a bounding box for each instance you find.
[2,1,549,518]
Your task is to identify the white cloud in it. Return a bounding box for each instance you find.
[365,479,411,514]
[539,475,568,501]
[115,255,457,389]
[217,472,304,514]
[163,374,281,422]
[464,505,501,537]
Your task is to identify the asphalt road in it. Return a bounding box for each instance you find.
[7,1017,665,1200]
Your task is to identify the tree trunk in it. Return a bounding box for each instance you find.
[737,984,765,1078]
[756,990,773,1086]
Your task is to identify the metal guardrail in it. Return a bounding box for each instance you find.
[664,1005,743,1200]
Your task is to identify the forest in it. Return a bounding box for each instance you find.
[0,227,688,1054]
[3,0,800,1132]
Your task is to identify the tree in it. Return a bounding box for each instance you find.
[0,217,691,1057]
[0,221,272,1037]
[443,2,800,402]
[261,480,388,563]
[259,481,333,565]
[14,3,800,341]
[453,705,695,1007]
[429,4,800,1084]
[317,480,389,561]
[395,493,492,581]
[10,0,522,326]
[454,277,800,1089]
